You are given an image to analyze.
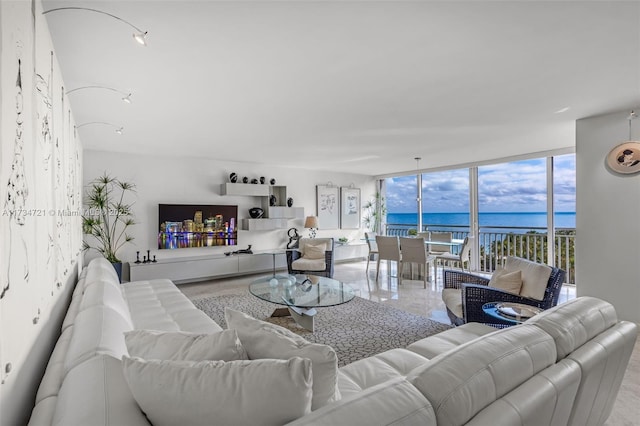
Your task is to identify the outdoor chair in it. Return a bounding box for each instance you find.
[375,236,402,284]
[442,255,566,328]
[364,231,379,272]
[399,237,434,288]
[287,238,335,278]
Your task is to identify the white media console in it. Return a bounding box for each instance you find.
[128,243,367,283]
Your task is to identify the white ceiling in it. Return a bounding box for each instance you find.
[43,0,640,176]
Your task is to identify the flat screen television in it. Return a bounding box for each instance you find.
[158,204,238,249]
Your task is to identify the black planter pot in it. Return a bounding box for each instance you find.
[111,262,123,283]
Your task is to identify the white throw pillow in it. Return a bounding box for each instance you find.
[488,269,523,295]
[504,257,552,301]
[122,356,312,426]
[225,308,340,410]
[124,329,247,361]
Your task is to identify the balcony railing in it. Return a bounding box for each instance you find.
[385,223,576,284]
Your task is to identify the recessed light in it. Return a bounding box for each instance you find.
[554,107,570,114]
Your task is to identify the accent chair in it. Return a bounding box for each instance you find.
[442,255,566,328]
[286,237,335,278]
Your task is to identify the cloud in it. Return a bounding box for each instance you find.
[386,155,575,213]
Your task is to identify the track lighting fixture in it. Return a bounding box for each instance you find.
[75,122,124,134]
[43,7,148,46]
[66,86,133,104]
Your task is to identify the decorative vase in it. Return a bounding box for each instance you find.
[242,176,249,183]
[270,178,276,185]
[269,195,277,206]
[287,197,293,207]
[248,207,264,218]
[229,173,238,183]
[260,176,266,184]
[250,178,258,184]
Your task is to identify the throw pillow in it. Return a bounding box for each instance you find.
[303,243,326,260]
[122,356,312,426]
[488,269,523,295]
[124,329,247,362]
[504,257,552,301]
[224,308,340,410]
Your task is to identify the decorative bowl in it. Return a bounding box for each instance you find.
[248,207,264,218]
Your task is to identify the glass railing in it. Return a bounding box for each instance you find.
[385,223,576,284]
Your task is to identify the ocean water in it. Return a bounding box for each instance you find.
[387,212,575,231]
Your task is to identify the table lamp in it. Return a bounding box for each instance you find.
[304,216,319,238]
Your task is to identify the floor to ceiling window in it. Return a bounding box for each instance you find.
[553,154,576,283]
[381,152,576,283]
[384,175,418,235]
[477,158,548,271]
[421,168,470,239]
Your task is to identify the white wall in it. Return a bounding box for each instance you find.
[576,109,640,323]
[83,150,376,272]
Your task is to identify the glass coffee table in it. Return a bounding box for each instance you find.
[249,274,355,332]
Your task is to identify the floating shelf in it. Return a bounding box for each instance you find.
[220,183,269,197]
[221,182,304,230]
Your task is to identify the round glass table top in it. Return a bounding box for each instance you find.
[249,274,355,308]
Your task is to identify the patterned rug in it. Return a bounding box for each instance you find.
[192,292,452,367]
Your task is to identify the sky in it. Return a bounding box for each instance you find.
[385,154,576,213]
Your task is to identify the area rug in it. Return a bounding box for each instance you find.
[192,292,453,366]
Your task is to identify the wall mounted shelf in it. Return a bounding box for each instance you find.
[221,182,304,230]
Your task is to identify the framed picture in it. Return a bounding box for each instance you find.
[606,141,640,175]
[340,187,360,229]
[316,185,339,229]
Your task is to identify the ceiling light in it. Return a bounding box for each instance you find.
[133,31,148,46]
[554,107,570,114]
[66,86,133,104]
[43,7,148,47]
[75,122,124,134]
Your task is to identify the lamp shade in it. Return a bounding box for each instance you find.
[304,216,319,229]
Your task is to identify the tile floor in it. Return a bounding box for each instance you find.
[179,259,638,425]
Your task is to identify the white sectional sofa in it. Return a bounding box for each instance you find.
[29,257,637,426]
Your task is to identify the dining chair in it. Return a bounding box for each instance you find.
[427,231,452,255]
[364,231,379,272]
[434,236,471,278]
[399,237,433,289]
[416,231,430,240]
[375,236,402,284]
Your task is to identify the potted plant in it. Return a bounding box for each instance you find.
[363,191,386,233]
[82,173,136,282]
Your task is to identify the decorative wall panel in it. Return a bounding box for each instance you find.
[0,0,82,387]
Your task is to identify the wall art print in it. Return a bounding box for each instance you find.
[316,184,339,229]
[340,187,361,229]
